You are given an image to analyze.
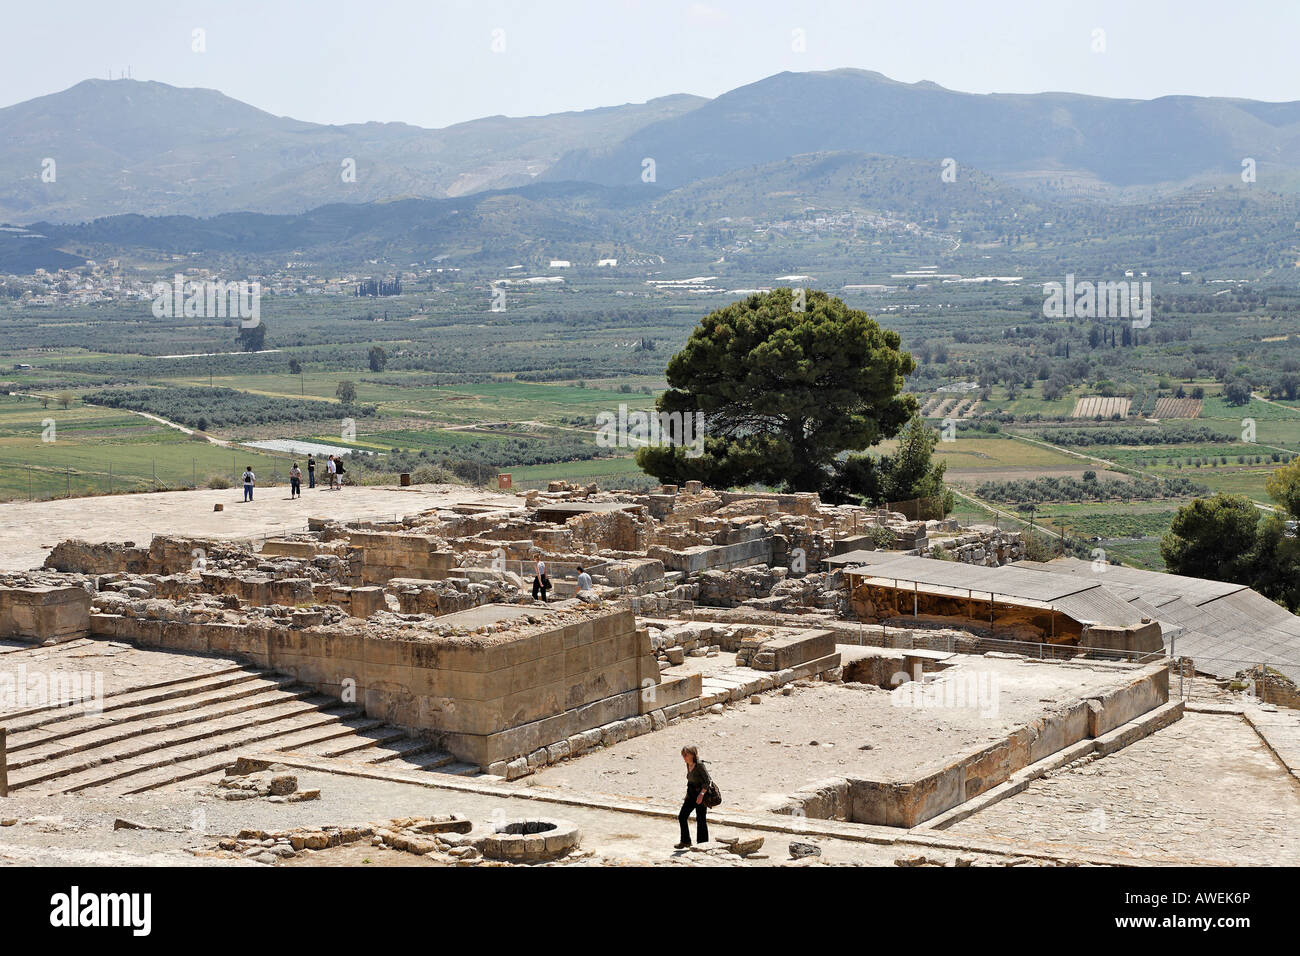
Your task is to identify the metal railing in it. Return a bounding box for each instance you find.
[491,558,613,583]
[1,453,307,502]
[1165,652,1300,703]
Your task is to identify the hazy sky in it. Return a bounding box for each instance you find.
[5,0,1299,127]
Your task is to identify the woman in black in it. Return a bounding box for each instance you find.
[676,744,711,848]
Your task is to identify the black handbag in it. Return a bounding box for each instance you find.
[704,780,722,808]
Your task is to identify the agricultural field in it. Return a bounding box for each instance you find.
[918,391,981,419]
[5,274,1300,581]
[1181,467,1282,507]
[0,369,663,502]
[922,435,1097,484]
[0,396,299,500]
[162,373,656,423]
[1153,397,1202,418]
[1012,502,1193,570]
[498,456,651,489]
[978,383,1078,419]
[1071,396,1131,419]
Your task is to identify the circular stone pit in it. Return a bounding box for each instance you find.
[475,818,581,863]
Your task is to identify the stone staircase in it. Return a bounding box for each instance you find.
[1,664,477,797]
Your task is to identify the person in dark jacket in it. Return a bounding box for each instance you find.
[531,559,551,603]
[676,744,711,848]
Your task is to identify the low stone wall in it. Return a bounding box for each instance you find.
[43,540,150,575]
[347,531,459,584]
[310,585,388,619]
[927,529,1024,567]
[649,534,773,574]
[199,571,314,607]
[773,660,1172,828]
[385,574,520,616]
[736,629,836,671]
[717,491,821,516]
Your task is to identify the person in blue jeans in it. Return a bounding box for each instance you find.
[242,466,256,502]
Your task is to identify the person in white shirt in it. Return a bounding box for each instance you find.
[327,455,338,490]
[577,566,593,591]
[242,467,256,502]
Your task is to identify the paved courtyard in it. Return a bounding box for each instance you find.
[945,711,1300,865]
[0,484,517,571]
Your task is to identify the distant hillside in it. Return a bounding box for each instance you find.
[643,151,1039,226]
[15,181,653,267]
[0,79,705,223]
[546,68,1300,193]
[10,157,1298,279]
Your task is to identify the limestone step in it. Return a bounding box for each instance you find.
[1,665,261,733]
[430,761,481,776]
[359,735,440,764]
[298,725,412,759]
[9,694,346,793]
[29,701,365,797]
[101,715,394,796]
[6,681,317,771]
[379,748,476,774]
[5,673,303,757]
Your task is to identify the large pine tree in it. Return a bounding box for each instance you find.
[636,289,916,491]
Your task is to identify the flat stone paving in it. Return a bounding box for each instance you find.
[946,711,1300,865]
[0,768,1012,867]
[0,483,519,571]
[512,654,1147,812]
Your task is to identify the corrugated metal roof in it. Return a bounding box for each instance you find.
[1019,558,1246,605]
[1014,557,1300,683]
[844,553,1143,627]
[824,549,879,565]
[1054,589,1149,628]
[845,553,1100,603]
[845,554,1300,679]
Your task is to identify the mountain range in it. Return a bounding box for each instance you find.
[0,78,702,223]
[4,69,1300,227]
[544,69,1300,194]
